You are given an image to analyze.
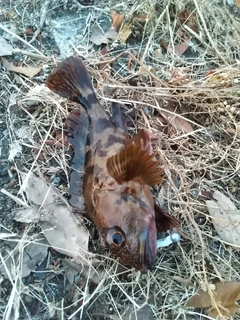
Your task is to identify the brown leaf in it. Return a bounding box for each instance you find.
[15,170,93,265]
[138,64,156,75]
[98,46,110,71]
[174,41,189,55]
[111,11,125,30]
[168,67,191,85]
[186,281,240,318]
[90,25,108,45]
[177,11,197,32]
[104,27,118,42]
[235,0,240,7]
[160,39,168,52]
[133,13,148,23]
[2,57,41,77]
[186,289,212,308]
[206,190,240,246]
[159,104,193,134]
[205,70,233,87]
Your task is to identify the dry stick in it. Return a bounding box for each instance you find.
[12,49,51,61]
[29,0,50,44]
[141,4,169,63]
[0,188,29,207]
[0,24,45,57]
[72,41,168,87]
[72,0,95,9]
[192,0,228,65]
[93,50,168,87]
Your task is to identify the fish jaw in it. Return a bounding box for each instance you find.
[93,184,158,272]
[140,218,157,271]
[104,216,157,273]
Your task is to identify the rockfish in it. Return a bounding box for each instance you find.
[46,56,179,272]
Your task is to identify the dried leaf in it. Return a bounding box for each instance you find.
[90,25,118,45]
[235,0,240,7]
[206,190,240,246]
[90,25,108,45]
[15,170,92,265]
[19,171,60,207]
[186,281,240,318]
[104,27,118,42]
[159,104,193,134]
[177,11,197,32]
[155,48,162,58]
[13,207,42,223]
[160,39,168,52]
[2,57,41,77]
[0,36,13,56]
[133,13,148,23]
[160,39,190,56]
[111,11,125,30]
[205,70,233,87]
[22,239,48,277]
[174,41,189,55]
[138,64,156,75]
[172,276,193,287]
[98,46,109,71]
[168,68,191,85]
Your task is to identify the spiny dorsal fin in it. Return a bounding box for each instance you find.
[106,130,165,185]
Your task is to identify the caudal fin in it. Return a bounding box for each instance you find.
[46,56,95,103]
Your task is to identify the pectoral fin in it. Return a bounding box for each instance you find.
[106,130,164,185]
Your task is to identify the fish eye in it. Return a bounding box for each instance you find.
[112,232,123,245]
[106,227,126,248]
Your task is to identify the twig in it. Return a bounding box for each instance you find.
[192,0,229,64]
[12,49,52,61]
[29,0,50,44]
[0,23,45,57]
[0,188,29,207]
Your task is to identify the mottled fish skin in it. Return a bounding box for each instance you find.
[46,56,179,272]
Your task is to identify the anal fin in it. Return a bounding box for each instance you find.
[154,203,180,232]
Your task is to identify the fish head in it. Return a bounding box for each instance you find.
[94,183,157,272]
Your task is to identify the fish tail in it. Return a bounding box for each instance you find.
[46,56,96,107]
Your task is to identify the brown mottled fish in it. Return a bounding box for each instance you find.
[46,56,179,272]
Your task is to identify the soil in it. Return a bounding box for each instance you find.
[1,1,240,320]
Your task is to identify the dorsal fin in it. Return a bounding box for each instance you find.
[65,108,89,209]
[111,101,128,133]
[106,130,165,185]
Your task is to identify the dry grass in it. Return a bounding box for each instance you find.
[1,0,240,319]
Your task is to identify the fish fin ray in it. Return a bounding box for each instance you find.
[154,203,180,232]
[111,101,128,133]
[46,56,96,105]
[107,130,164,185]
[65,109,89,208]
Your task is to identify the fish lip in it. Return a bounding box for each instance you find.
[139,224,156,271]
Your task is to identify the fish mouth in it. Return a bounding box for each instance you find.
[139,222,157,272]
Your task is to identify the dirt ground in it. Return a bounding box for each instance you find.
[1,0,240,319]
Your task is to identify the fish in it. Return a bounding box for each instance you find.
[45,56,179,272]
